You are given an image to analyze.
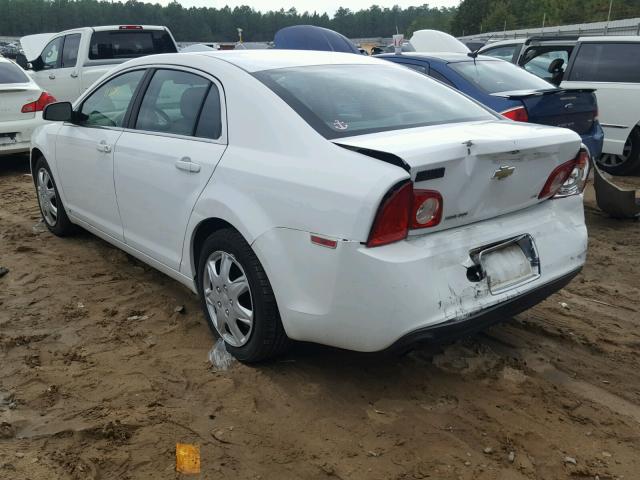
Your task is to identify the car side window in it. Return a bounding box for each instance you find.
[568,43,640,83]
[522,49,569,81]
[482,45,517,62]
[40,37,63,70]
[135,69,210,137]
[403,63,428,74]
[195,84,223,140]
[79,70,145,128]
[428,69,456,88]
[62,34,81,68]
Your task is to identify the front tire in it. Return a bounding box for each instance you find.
[197,228,290,363]
[34,156,75,236]
[597,128,640,176]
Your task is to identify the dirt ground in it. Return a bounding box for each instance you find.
[1,153,639,480]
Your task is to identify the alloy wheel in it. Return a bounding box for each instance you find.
[36,167,58,226]
[598,137,633,168]
[203,251,254,347]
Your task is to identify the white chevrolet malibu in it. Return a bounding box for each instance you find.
[31,51,589,362]
[1,56,55,156]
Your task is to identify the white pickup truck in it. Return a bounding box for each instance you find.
[18,25,178,102]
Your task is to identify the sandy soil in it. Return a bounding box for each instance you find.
[1,154,639,480]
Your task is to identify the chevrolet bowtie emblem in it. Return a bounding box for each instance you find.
[492,165,516,180]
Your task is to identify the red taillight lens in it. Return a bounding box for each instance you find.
[119,25,143,30]
[538,148,591,199]
[411,190,443,228]
[501,106,529,122]
[21,91,57,113]
[367,182,443,248]
[367,181,412,247]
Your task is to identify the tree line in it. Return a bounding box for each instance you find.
[452,0,640,36]
[0,0,637,41]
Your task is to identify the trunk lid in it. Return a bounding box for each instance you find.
[493,88,598,135]
[336,120,581,233]
[0,84,41,122]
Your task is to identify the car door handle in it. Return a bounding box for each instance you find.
[48,73,56,80]
[175,157,201,173]
[70,72,78,78]
[96,141,112,153]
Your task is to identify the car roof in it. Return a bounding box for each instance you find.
[578,35,640,43]
[378,52,499,63]
[187,49,381,72]
[481,38,526,48]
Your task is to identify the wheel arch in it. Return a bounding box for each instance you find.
[30,147,44,181]
[191,217,238,280]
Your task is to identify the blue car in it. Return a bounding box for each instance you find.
[378,53,604,158]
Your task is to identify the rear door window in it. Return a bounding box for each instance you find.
[568,43,640,83]
[89,30,177,60]
[134,69,211,137]
[0,62,29,83]
[62,34,81,68]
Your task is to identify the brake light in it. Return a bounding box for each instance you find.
[554,148,590,198]
[538,148,590,199]
[367,182,443,247]
[119,25,143,30]
[501,106,529,122]
[21,91,57,113]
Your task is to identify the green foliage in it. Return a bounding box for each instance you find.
[451,0,640,36]
[0,0,455,41]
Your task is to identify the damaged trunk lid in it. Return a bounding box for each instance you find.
[336,120,581,233]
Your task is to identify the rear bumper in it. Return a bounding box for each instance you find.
[580,121,604,159]
[253,195,587,352]
[0,115,44,155]
[388,267,581,352]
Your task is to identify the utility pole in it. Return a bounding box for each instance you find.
[607,0,613,23]
[503,19,507,33]
[542,12,546,28]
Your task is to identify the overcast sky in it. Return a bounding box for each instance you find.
[153,1,461,14]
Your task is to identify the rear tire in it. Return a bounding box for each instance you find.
[34,156,75,236]
[197,228,290,363]
[597,128,640,176]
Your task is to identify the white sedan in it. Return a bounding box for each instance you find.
[31,50,589,362]
[0,56,55,156]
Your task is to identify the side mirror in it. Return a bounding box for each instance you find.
[43,102,73,122]
[15,53,29,69]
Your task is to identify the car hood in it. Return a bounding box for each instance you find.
[20,33,55,61]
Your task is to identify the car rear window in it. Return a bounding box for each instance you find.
[568,43,640,83]
[450,59,554,94]
[89,30,177,60]
[254,64,495,139]
[0,62,29,83]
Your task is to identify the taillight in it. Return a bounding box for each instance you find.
[367,181,412,247]
[119,25,143,30]
[367,182,443,248]
[21,92,57,113]
[411,190,443,228]
[501,106,529,122]
[554,148,590,198]
[538,148,590,199]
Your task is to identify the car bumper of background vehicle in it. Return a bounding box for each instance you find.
[580,121,604,159]
[0,116,44,156]
[252,193,587,353]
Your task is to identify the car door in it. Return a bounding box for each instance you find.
[31,34,82,102]
[562,42,640,157]
[113,68,227,270]
[55,69,147,241]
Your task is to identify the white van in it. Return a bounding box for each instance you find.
[560,37,640,175]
